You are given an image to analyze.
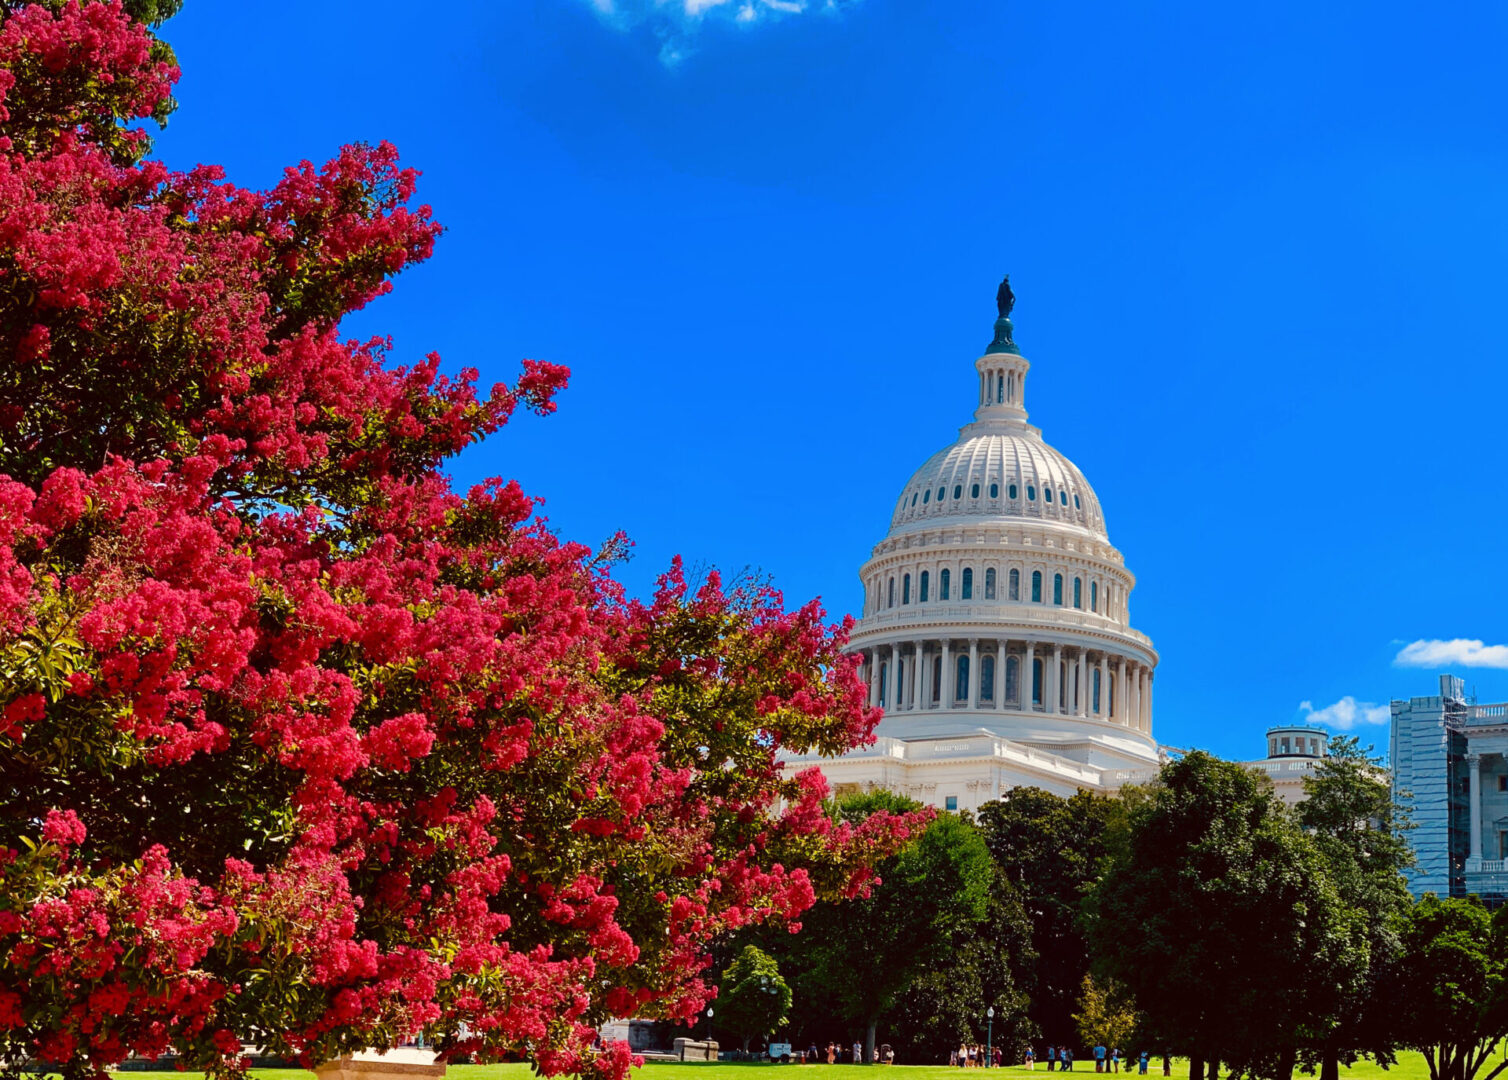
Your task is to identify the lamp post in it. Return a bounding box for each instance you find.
[987,1006,995,1068]
[706,1006,714,1048]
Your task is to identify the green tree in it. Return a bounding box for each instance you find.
[717,946,792,1053]
[1296,736,1415,1080]
[1087,752,1366,1080]
[1385,896,1508,1080]
[797,792,996,1063]
[977,787,1122,1045]
[1073,975,1138,1052]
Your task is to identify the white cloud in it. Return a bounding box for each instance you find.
[1394,638,1508,670]
[1299,696,1391,731]
[581,0,848,65]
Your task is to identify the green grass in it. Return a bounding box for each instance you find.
[110,1053,1445,1080]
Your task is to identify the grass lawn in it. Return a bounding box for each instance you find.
[110,1052,1448,1080]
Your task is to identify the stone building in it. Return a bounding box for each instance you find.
[1241,725,1330,806]
[780,285,1161,810]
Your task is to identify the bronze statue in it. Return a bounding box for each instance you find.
[995,275,1015,318]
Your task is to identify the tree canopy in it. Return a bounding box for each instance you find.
[716,946,792,1053]
[0,2,920,1074]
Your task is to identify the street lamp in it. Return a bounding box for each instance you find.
[987,1007,995,1068]
[706,1006,714,1046]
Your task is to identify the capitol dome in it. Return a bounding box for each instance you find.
[781,279,1161,809]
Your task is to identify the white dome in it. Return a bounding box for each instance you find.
[890,428,1107,539]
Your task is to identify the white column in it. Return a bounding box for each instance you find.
[1051,644,1063,714]
[910,640,923,710]
[917,642,930,709]
[868,650,880,708]
[967,639,980,710]
[1116,657,1127,722]
[1143,671,1154,733]
[940,638,951,708]
[992,640,1004,708]
[1075,650,1087,717]
[1137,668,1148,731]
[1098,654,1108,718]
[1025,642,1036,710]
[1469,753,1484,868]
[1128,663,1140,729]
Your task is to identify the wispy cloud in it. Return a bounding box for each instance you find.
[583,0,856,66]
[1299,696,1390,731]
[1394,638,1508,670]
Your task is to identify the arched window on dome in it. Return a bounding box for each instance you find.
[879,662,888,705]
[1044,488,1053,503]
[953,484,963,500]
[1032,658,1043,706]
[961,568,973,600]
[940,568,951,600]
[990,482,999,498]
[887,577,895,608]
[985,568,997,600]
[903,574,911,605]
[1093,668,1102,714]
[1053,573,1064,605]
[1031,570,1042,603]
[1074,494,1081,509]
[1074,577,1082,609]
[1005,655,1019,704]
[971,483,980,498]
[1027,485,1036,501]
[911,493,918,507]
[920,570,930,603]
[1009,483,1018,499]
[956,655,969,703]
[937,487,945,502]
[1090,581,1098,612]
[932,656,942,703]
[1060,490,1068,505]
[923,489,930,504]
[981,654,995,701]
[1009,568,1020,601]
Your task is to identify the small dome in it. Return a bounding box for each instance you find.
[890,429,1106,538]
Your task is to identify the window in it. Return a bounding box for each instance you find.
[940,568,951,600]
[990,482,999,498]
[1093,668,1102,713]
[953,484,962,500]
[879,662,888,705]
[956,655,969,702]
[1091,581,1098,612]
[962,568,973,600]
[1074,577,1082,609]
[996,374,1004,404]
[1281,738,1291,754]
[1074,494,1081,509]
[1027,485,1036,501]
[1045,488,1053,503]
[1031,570,1042,603]
[981,654,995,701]
[1009,568,1020,600]
[971,483,980,498]
[932,656,942,702]
[911,493,918,506]
[1496,775,1505,793]
[945,795,959,812]
[1008,372,1015,401]
[937,487,945,501]
[887,577,895,608]
[920,570,930,603]
[902,573,911,604]
[985,568,997,599]
[1009,483,1018,499]
[1006,656,1020,703]
[1032,658,1043,705]
[923,489,931,504]
[1269,739,1277,757]
[1053,573,1064,605]
[1060,661,1068,709]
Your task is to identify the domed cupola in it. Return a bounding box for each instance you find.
[842,277,1161,773]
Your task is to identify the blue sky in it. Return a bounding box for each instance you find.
[157,0,1508,760]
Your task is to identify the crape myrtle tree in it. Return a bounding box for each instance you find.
[1087,753,1367,1080]
[1294,736,1414,1080]
[0,2,922,1075]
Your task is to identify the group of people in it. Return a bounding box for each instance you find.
[812,1041,895,1065]
[948,1044,1001,1068]
[1027,1046,1151,1074]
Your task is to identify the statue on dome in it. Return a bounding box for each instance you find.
[995,275,1015,318]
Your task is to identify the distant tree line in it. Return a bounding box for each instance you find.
[702,738,1508,1080]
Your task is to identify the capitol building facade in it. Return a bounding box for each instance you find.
[782,282,1163,810]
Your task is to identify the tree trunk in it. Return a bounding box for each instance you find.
[1319,1049,1339,1080]
[866,1018,877,1065]
[1208,1062,1219,1080]
[1189,1056,1204,1080]
[1275,1047,1296,1080]
[742,1036,751,1054]
[1162,1057,1171,1077]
